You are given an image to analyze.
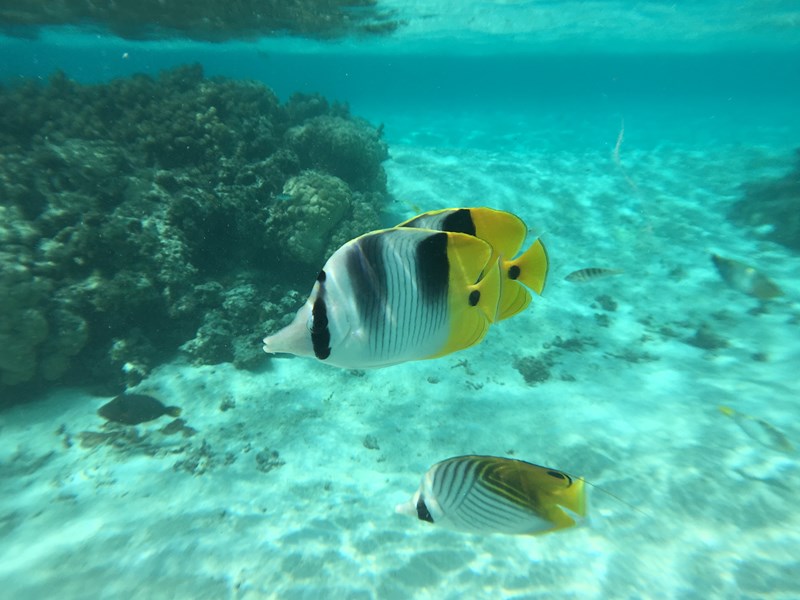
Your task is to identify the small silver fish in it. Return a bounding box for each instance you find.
[719,405,794,453]
[711,254,783,300]
[564,268,623,282]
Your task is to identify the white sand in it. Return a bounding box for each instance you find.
[2,99,800,600]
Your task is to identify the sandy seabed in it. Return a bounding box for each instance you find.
[1,112,799,599]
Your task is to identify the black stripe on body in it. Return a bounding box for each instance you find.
[435,458,471,510]
[477,460,535,508]
[415,232,450,307]
[460,492,523,529]
[345,233,388,355]
[470,483,535,523]
[435,458,536,531]
[345,231,451,362]
[440,209,476,237]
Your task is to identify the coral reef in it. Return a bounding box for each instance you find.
[0,65,388,401]
[0,1,401,41]
[265,170,383,268]
[729,149,800,252]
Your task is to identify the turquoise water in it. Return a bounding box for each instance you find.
[1,3,799,599]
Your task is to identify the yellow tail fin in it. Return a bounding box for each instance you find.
[561,477,588,518]
[506,238,549,296]
[496,280,532,321]
[535,477,587,534]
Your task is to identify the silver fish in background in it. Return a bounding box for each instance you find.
[710,253,783,300]
[397,207,549,321]
[396,455,587,536]
[263,227,500,369]
[564,267,623,282]
[718,405,794,453]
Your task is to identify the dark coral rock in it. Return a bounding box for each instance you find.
[0,65,389,400]
[513,355,553,385]
[255,449,285,474]
[593,294,618,312]
[729,149,800,252]
[684,323,730,350]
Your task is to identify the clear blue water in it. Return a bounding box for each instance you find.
[2,4,800,598]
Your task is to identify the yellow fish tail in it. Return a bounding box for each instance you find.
[505,238,549,296]
[560,476,588,519]
[496,278,532,321]
[535,476,587,533]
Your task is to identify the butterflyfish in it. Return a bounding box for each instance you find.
[262,227,501,369]
[98,393,181,425]
[397,208,548,321]
[718,405,794,453]
[711,254,783,301]
[564,267,623,282]
[395,455,587,536]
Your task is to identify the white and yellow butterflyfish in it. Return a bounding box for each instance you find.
[263,227,501,369]
[395,455,587,536]
[397,207,548,321]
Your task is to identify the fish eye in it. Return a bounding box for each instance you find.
[508,265,521,280]
[468,290,480,306]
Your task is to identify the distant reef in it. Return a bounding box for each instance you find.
[0,1,400,40]
[729,148,800,253]
[0,64,388,400]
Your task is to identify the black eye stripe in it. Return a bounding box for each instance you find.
[310,280,331,360]
[416,497,434,523]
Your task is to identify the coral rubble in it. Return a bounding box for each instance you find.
[0,65,388,400]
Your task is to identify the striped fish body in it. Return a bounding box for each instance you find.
[397,207,549,321]
[396,455,586,536]
[564,267,623,282]
[262,228,501,369]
